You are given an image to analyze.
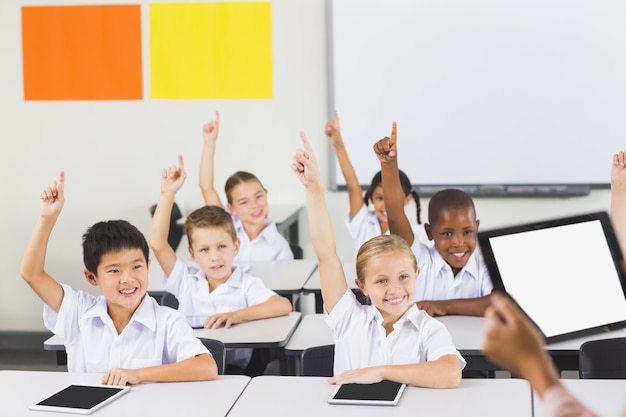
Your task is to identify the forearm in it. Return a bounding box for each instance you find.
[236,296,292,321]
[135,354,217,383]
[439,295,492,316]
[199,141,221,206]
[380,355,462,388]
[519,351,560,397]
[380,160,414,244]
[149,192,176,252]
[333,142,363,216]
[21,216,56,282]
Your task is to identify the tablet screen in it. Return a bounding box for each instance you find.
[328,380,406,406]
[478,211,626,342]
[29,385,130,415]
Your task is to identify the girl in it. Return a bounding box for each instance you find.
[292,131,464,387]
[199,111,293,263]
[325,110,424,259]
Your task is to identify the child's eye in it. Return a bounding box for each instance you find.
[218,244,227,249]
[441,231,452,237]
[199,248,208,252]
[374,196,384,202]
[133,264,143,270]
[375,278,387,285]
[108,269,119,274]
[464,230,475,236]
[399,274,409,280]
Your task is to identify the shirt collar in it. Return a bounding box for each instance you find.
[82,294,157,331]
[431,248,479,280]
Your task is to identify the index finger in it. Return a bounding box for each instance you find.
[177,154,185,171]
[215,110,220,125]
[333,109,340,125]
[299,131,314,158]
[390,121,397,147]
[57,171,66,194]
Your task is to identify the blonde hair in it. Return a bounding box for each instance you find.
[184,205,236,247]
[355,235,417,285]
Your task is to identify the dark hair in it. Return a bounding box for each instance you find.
[224,171,265,205]
[185,205,237,247]
[428,188,476,225]
[363,169,422,224]
[82,220,149,274]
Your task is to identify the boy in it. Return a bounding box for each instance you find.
[149,155,292,372]
[20,171,216,385]
[373,123,492,316]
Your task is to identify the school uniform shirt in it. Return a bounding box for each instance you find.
[232,216,293,263]
[346,205,430,260]
[163,258,278,368]
[326,289,466,375]
[411,241,493,302]
[43,284,208,373]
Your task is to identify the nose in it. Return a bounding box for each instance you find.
[452,232,465,246]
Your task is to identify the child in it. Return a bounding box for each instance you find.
[482,293,613,417]
[292,132,464,387]
[373,122,493,317]
[20,171,216,385]
[149,155,292,373]
[325,110,425,260]
[611,150,626,262]
[199,111,293,262]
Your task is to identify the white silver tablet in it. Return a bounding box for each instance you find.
[328,380,406,406]
[29,384,130,415]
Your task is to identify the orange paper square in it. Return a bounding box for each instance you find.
[22,5,142,100]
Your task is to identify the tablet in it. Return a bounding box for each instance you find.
[29,384,130,415]
[478,211,626,343]
[328,380,406,406]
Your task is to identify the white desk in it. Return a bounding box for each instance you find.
[245,259,318,296]
[533,379,626,417]
[1,370,249,417]
[227,375,532,417]
[302,261,362,312]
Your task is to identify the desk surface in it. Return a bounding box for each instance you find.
[44,312,302,351]
[1,370,249,417]
[227,375,532,417]
[244,259,317,294]
[533,379,626,417]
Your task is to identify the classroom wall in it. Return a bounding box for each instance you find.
[0,0,612,331]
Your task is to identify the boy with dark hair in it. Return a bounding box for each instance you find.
[20,171,216,385]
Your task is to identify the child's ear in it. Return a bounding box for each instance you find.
[233,238,240,256]
[188,246,195,260]
[83,269,98,287]
[355,278,366,294]
[403,193,413,206]
[475,219,480,231]
[425,223,433,240]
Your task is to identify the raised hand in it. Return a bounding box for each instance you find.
[202,111,220,145]
[160,154,187,195]
[611,150,626,189]
[292,131,321,188]
[372,122,398,164]
[325,110,342,147]
[40,171,65,219]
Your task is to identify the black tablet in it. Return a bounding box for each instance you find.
[478,211,626,343]
[29,384,130,415]
[328,380,406,406]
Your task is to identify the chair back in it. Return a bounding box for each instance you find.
[579,337,626,379]
[199,338,226,375]
[150,202,184,251]
[161,292,179,309]
[289,244,304,260]
[301,344,335,377]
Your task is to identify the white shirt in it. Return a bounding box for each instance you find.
[347,205,430,261]
[44,284,208,373]
[326,290,466,375]
[233,216,293,263]
[163,258,278,367]
[411,242,493,302]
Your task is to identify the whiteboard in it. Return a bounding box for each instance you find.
[328,0,626,196]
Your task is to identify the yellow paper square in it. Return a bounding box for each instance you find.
[150,2,272,99]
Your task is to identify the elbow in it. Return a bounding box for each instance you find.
[442,367,462,388]
[200,354,219,381]
[279,297,293,314]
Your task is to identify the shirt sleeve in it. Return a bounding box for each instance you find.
[421,317,467,369]
[164,310,210,363]
[43,284,96,343]
[542,384,598,417]
[161,258,188,298]
[243,275,279,306]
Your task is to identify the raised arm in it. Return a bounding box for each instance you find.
[20,172,66,313]
[149,155,187,277]
[199,111,223,206]
[325,110,364,219]
[611,151,626,258]
[373,122,415,245]
[292,132,347,312]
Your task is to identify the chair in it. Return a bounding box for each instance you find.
[149,201,184,252]
[161,292,179,309]
[289,243,304,260]
[300,344,335,377]
[579,337,626,379]
[198,338,226,375]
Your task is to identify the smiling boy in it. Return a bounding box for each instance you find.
[373,123,493,317]
[20,171,216,385]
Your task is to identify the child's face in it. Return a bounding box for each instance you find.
[189,227,239,282]
[84,248,149,314]
[227,180,268,227]
[356,250,418,321]
[370,185,388,226]
[426,206,480,274]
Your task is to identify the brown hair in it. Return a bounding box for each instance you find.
[355,235,417,285]
[224,171,266,205]
[184,205,236,247]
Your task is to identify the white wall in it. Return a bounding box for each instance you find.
[0,0,612,331]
